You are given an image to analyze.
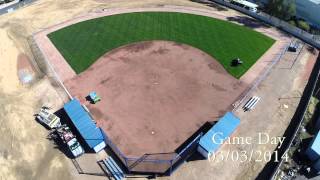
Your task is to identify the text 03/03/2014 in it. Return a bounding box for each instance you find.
[208,149,288,163]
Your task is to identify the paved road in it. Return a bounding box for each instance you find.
[0,0,36,15]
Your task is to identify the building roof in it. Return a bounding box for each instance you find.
[233,0,258,8]
[309,0,320,4]
[64,99,105,150]
[242,1,258,8]
[199,112,240,153]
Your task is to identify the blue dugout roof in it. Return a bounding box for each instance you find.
[64,99,105,149]
[199,112,240,153]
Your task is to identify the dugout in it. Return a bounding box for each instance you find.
[197,112,240,159]
[64,98,106,153]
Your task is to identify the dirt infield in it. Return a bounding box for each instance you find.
[64,41,248,157]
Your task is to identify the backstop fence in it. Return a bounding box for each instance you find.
[208,0,320,49]
[101,130,203,175]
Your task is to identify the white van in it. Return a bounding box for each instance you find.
[231,0,259,13]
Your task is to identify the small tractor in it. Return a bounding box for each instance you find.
[231,58,243,67]
[89,91,101,104]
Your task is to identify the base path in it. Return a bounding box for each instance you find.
[64,41,248,157]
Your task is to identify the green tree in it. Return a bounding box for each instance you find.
[288,20,296,26]
[265,0,282,17]
[265,0,296,20]
[284,0,296,20]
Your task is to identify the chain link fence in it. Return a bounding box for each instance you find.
[28,35,72,103]
[102,129,202,175]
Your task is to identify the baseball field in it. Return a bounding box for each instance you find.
[48,12,275,78]
[39,10,281,173]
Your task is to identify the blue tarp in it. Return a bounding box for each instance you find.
[199,112,240,153]
[64,99,105,150]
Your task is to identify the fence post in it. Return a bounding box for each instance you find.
[125,158,130,173]
[170,159,173,175]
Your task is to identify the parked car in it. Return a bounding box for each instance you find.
[56,125,84,158]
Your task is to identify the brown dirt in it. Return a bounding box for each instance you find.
[300,48,319,85]
[17,53,32,70]
[17,53,36,83]
[64,41,248,157]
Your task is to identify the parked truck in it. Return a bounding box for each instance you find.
[36,107,61,129]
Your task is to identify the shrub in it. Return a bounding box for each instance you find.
[297,20,310,32]
[288,20,297,27]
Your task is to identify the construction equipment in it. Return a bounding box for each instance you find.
[288,41,299,52]
[89,91,101,104]
[36,107,61,129]
[56,125,85,158]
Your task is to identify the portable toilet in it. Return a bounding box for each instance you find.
[314,110,320,132]
[197,112,240,159]
[306,131,320,162]
[313,158,320,172]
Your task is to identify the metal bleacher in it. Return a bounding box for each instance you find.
[103,157,125,180]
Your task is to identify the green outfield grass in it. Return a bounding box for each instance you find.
[48,12,275,78]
